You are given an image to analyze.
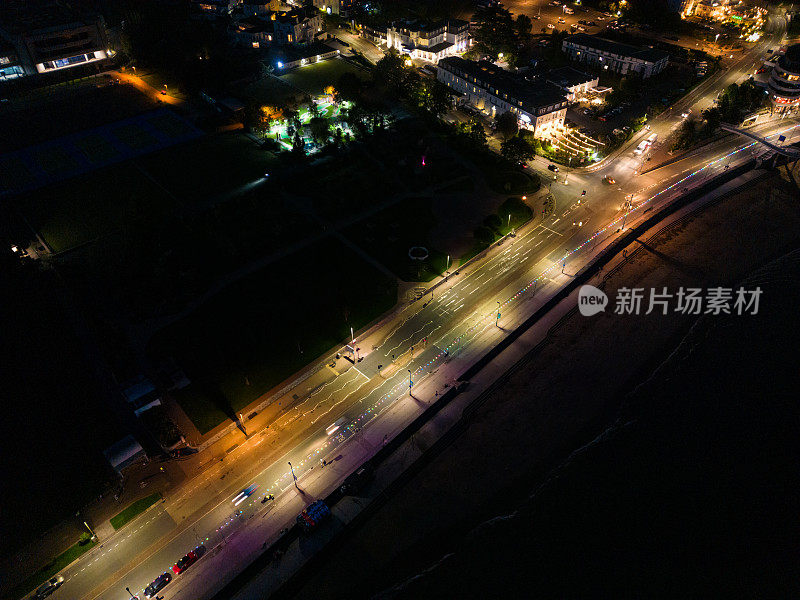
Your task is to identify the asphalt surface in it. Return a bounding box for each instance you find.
[30,13,798,600]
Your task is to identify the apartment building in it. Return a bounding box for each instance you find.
[386,19,470,63]
[0,1,110,78]
[562,34,669,79]
[437,57,568,139]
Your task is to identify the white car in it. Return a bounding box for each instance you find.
[547,23,555,29]
[681,109,692,118]
[34,577,64,599]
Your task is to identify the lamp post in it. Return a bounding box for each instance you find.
[445,254,450,274]
[288,461,297,486]
[495,301,501,327]
[408,369,413,392]
[125,587,137,599]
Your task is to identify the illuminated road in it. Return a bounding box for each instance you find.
[34,17,798,600]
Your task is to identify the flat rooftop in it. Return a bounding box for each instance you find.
[564,33,669,63]
[0,0,97,35]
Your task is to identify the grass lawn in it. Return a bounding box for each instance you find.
[484,168,540,194]
[241,76,302,107]
[280,58,370,95]
[19,163,177,253]
[344,196,448,282]
[138,133,275,202]
[11,538,96,599]
[110,492,163,530]
[461,197,534,263]
[74,134,122,165]
[148,237,397,434]
[36,145,79,176]
[113,122,159,152]
[0,83,157,153]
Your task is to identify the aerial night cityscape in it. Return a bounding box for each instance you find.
[2,0,800,598]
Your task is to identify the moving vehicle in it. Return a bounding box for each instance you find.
[548,164,559,172]
[634,133,657,155]
[172,544,206,574]
[547,23,555,29]
[232,483,259,506]
[603,175,615,184]
[33,576,64,598]
[558,17,566,23]
[144,572,172,598]
[326,417,347,436]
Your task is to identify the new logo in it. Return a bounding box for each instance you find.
[578,285,608,316]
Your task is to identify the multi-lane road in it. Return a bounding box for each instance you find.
[31,13,798,600]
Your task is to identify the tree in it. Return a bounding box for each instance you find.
[468,119,488,148]
[474,225,495,246]
[501,136,534,163]
[292,130,306,155]
[515,14,533,39]
[309,116,330,144]
[471,4,517,58]
[337,72,364,102]
[374,51,417,97]
[417,79,452,117]
[496,111,519,140]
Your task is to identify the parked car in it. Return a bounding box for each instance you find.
[144,572,172,598]
[547,23,555,29]
[603,175,615,184]
[548,164,559,172]
[558,17,566,23]
[34,577,64,598]
[173,544,206,574]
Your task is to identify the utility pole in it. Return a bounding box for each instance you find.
[620,195,633,231]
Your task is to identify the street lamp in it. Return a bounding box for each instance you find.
[288,461,297,485]
[495,301,501,327]
[408,369,413,391]
[125,587,137,599]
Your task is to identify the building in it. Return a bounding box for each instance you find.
[103,435,148,475]
[191,0,237,20]
[767,44,800,112]
[231,15,276,48]
[313,0,354,16]
[546,66,598,102]
[437,57,569,139]
[0,1,110,79]
[386,19,470,63]
[231,7,323,47]
[361,23,388,45]
[242,0,284,17]
[0,43,24,80]
[562,34,669,79]
[273,41,340,70]
[273,7,323,45]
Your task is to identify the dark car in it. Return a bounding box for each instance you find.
[34,576,64,598]
[173,544,206,574]
[548,164,559,172]
[144,572,172,598]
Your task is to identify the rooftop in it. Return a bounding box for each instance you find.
[0,0,98,35]
[546,66,595,88]
[564,33,669,63]
[439,57,568,111]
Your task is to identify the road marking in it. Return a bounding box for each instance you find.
[326,364,340,376]
[537,224,563,236]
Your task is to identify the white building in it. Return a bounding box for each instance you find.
[562,34,669,79]
[0,1,110,78]
[437,57,569,139]
[273,7,323,45]
[386,19,470,63]
[545,66,598,102]
[313,0,354,16]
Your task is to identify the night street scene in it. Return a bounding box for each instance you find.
[2,0,800,598]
